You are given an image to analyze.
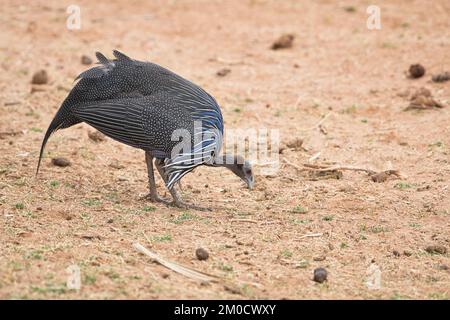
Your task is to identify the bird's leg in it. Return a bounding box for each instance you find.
[141,152,170,204]
[154,160,210,211]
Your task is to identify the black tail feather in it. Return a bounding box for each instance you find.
[36,117,61,176]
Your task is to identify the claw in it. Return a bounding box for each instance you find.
[140,193,171,205]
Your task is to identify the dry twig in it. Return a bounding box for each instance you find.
[296,233,323,240]
[283,159,405,179]
[133,243,218,283]
[230,218,259,224]
[0,131,22,138]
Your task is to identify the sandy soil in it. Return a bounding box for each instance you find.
[0,0,449,299]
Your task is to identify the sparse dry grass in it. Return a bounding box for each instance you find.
[0,0,449,299]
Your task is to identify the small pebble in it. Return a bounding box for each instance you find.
[31,70,48,85]
[224,284,241,294]
[426,245,447,255]
[344,6,356,12]
[51,157,71,167]
[81,55,93,65]
[313,256,326,262]
[88,130,106,142]
[285,138,303,149]
[371,172,388,183]
[81,234,101,240]
[216,68,231,77]
[409,64,425,78]
[432,71,450,83]
[393,250,401,257]
[195,248,209,261]
[18,232,32,238]
[313,267,328,283]
[271,34,295,50]
[403,250,412,257]
[109,160,125,170]
[61,212,74,220]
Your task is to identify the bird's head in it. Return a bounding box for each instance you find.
[212,154,254,189]
[232,159,255,190]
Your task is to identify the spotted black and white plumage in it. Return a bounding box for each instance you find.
[37,50,224,189]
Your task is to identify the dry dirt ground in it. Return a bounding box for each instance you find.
[0,0,449,299]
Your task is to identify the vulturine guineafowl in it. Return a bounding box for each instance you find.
[37,50,254,210]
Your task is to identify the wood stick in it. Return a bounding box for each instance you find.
[133,243,218,283]
[0,131,22,138]
[284,159,405,179]
[231,218,259,224]
[296,233,323,240]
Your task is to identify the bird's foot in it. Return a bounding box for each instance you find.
[140,193,171,205]
[170,200,211,212]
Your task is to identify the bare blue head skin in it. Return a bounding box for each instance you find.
[210,154,254,189]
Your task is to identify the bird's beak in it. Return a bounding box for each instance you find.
[246,176,254,190]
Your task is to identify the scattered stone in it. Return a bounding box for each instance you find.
[432,72,450,83]
[319,124,328,135]
[406,87,446,110]
[80,234,102,240]
[426,245,447,255]
[109,160,125,170]
[195,248,209,261]
[81,55,93,65]
[403,250,413,257]
[107,218,114,224]
[224,284,241,295]
[371,172,388,183]
[36,207,43,211]
[438,264,449,271]
[88,130,106,142]
[344,6,356,12]
[60,212,74,220]
[416,185,430,191]
[393,250,401,257]
[408,64,425,78]
[271,34,295,50]
[280,138,304,154]
[216,68,231,77]
[51,157,71,167]
[31,70,48,85]
[27,21,37,33]
[313,256,326,262]
[308,170,343,180]
[18,231,32,238]
[286,138,303,149]
[313,267,328,283]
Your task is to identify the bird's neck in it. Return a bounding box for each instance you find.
[209,154,244,168]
